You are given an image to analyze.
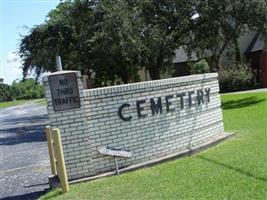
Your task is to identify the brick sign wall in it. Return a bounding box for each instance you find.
[44,71,224,180]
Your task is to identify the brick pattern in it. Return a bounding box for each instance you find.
[43,71,95,180]
[44,72,224,180]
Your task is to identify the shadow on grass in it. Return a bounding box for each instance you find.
[198,155,267,182]
[38,189,62,200]
[221,96,265,110]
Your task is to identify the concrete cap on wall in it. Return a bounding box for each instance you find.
[84,73,219,97]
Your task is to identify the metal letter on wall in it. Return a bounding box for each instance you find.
[49,73,81,112]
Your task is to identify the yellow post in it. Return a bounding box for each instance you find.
[52,128,69,193]
[45,126,57,175]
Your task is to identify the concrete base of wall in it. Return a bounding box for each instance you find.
[70,132,234,184]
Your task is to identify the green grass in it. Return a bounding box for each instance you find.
[0,99,30,109]
[33,98,47,106]
[40,92,267,200]
[0,98,46,109]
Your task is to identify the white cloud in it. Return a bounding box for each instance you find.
[2,50,52,84]
[7,51,20,63]
[2,50,23,84]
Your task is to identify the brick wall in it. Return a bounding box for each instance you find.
[44,71,224,180]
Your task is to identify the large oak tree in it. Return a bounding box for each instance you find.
[19,0,267,84]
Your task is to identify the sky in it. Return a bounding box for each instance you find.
[1,0,60,85]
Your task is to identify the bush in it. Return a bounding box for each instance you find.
[189,59,210,74]
[1,79,44,102]
[11,79,44,100]
[0,84,15,102]
[218,64,256,92]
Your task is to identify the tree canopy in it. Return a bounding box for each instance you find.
[0,79,44,101]
[188,0,267,69]
[19,0,267,85]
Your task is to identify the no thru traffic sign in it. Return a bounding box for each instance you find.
[49,73,80,112]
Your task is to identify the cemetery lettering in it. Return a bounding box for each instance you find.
[118,88,211,121]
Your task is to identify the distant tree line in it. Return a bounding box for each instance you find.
[0,79,44,102]
[19,0,267,87]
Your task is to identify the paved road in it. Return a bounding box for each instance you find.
[0,103,50,200]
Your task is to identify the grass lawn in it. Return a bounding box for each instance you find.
[41,92,267,200]
[33,98,47,106]
[0,99,30,109]
[0,98,46,109]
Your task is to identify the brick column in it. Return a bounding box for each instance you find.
[43,71,95,180]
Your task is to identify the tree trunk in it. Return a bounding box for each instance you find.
[121,74,129,84]
[209,41,230,72]
[119,66,129,84]
[207,55,220,72]
[148,66,161,80]
[263,33,267,50]
[234,37,242,65]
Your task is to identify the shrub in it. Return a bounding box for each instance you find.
[189,59,210,74]
[0,83,15,101]
[11,79,44,100]
[1,79,44,102]
[218,64,256,92]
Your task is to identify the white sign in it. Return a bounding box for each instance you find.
[97,147,132,158]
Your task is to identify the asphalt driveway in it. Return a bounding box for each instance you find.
[0,103,50,200]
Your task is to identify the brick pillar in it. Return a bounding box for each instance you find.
[260,51,267,87]
[43,71,95,180]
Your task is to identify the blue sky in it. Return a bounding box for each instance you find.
[1,0,60,84]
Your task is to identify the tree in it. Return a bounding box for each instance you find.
[11,79,44,100]
[89,0,142,84]
[0,83,15,101]
[0,79,44,101]
[186,0,267,70]
[19,1,97,80]
[19,0,267,84]
[19,0,141,86]
[135,0,195,79]
[19,0,197,82]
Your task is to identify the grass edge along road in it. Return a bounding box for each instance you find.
[0,98,46,109]
[41,92,267,200]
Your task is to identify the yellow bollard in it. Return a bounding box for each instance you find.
[52,128,69,193]
[45,126,57,175]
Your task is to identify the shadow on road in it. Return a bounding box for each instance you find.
[2,115,48,125]
[2,190,47,200]
[1,104,50,200]
[24,182,49,188]
[0,124,47,145]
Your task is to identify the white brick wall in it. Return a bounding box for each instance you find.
[44,72,224,180]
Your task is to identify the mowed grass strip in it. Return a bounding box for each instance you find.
[34,98,47,106]
[41,92,267,200]
[0,98,46,109]
[0,99,30,109]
